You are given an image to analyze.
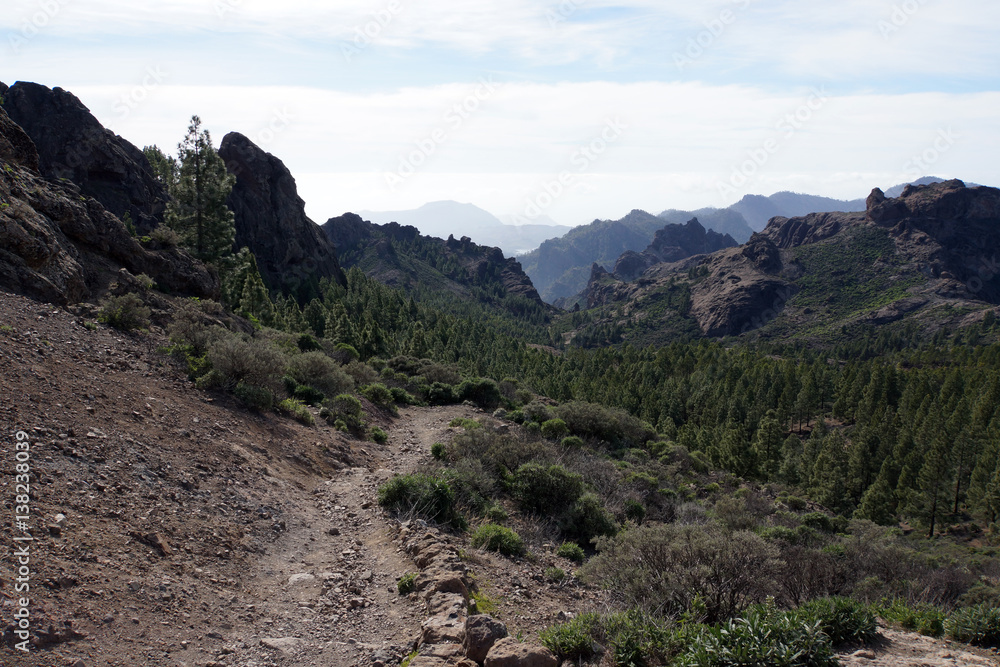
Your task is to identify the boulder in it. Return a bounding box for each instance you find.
[464,615,508,664]
[483,638,557,667]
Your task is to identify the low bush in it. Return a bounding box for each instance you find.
[554,400,656,448]
[879,600,945,637]
[556,541,586,564]
[456,377,502,410]
[208,336,286,392]
[397,572,417,595]
[946,603,1000,648]
[277,398,315,425]
[431,442,448,460]
[377,473,465,529]
[561,435,584,448]
[562,493,618,543]
[545,566,566,583]
[370,426,388,443]
[287,351,354,397]
[361,382,395,410]
[322,394,364,431]
[510,463,584,514]
[795,597,878,645]
[470,524,524,557]
[234,382,274,411]
[99,293,151,332]
[541,418,570,440]
[426,382,456,405]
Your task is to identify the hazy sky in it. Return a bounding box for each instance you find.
[4,0,999,226]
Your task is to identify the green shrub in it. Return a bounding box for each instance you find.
[561,435,584,448]
[370,426,388,443]
[539,613,601,662]
[361,382,395,409]
[427,382,456,405]
[553,400,656,448]
[880,600,945,637]
[234,382,274,411]
[98,293,151,331]
[470,524,524,557]
[541,418,570,440]
[296,333,323,352]
[624,499,646,524]
[522,401,555,424]
[457,377,502,410]
[431,442,448,460]
[795,597,878,645]
[946,603,1000,647]
[785,495,808,511]
[510,463,584,514]
[322,394,364,431]
[288,351,354,397]
[390,386,419,405]
[277,398,314,425]
[545,566,566,583]
[556,541,586,564]
[485,503,508,523]
[377,473,464,529]
[563,493,617,543]
[397,572,417,595]
[208,336,287,392]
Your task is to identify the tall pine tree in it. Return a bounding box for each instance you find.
[166,116,236,263]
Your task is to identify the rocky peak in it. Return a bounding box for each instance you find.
[218,132,346,299]
[612,217,738,281]
[1,81,168,233]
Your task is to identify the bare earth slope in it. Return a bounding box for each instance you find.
[1,290,996,667]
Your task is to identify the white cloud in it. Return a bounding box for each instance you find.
[63,81,999,226]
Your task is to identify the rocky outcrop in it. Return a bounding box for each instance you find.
[613,218,738,281]
[394,523,545,667]
[1,82,168,233]
[219,132,346,299]
[0,106,218,304]
[685,236,793,337]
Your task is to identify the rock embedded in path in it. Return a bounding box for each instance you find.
[464,615,508,664]
[483,638,557,667]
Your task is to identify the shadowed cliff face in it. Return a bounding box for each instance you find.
[1,81,169,234]
[321,213,548,314]
[219,132,346,300]
[0,106,218,304]
[613,218,739,282]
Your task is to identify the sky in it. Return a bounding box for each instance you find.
[3,0,999,227]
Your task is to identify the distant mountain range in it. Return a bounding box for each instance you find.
[358,201,572,258]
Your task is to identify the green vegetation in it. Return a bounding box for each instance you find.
[98,293,151,332]
[396,572,417,595]
[470,524,525,557]
[556,541,586,563]
[377,473,465,529]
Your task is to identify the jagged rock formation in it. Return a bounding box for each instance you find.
[576,180,1000,342]
[322,213,548,314]
[613,218,738,281]
[219,132,346,299]
[0,106,218,304]
[1,81,168,233]
[658,207,754,243]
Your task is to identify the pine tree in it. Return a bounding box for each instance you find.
[166,116,236,262]
[142,145,177,189]
[916,433,953,537]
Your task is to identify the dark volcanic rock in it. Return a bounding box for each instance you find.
[613,218,737,280]
[0,107,218,304]
[219,132,346,298]
[322,214,547,310]
[1,82,168,233]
